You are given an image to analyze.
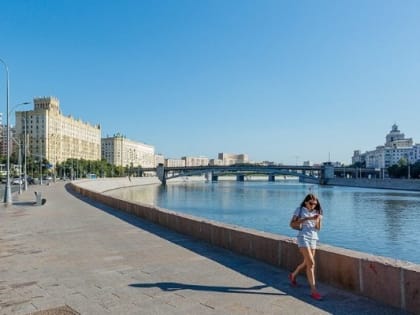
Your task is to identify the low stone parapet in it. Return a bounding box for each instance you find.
[69,181,420,314]
[73,177,160,192]
[325,178,420,191]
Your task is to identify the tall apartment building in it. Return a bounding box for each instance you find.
[155,153,165,166]
[352,124,420,168]
[15,97,101,167]
[217,153,249,165]
[164,158,186,167]
[209,158,224,166]
[0,113,19,175]
[181,156,209,167]
[101,134,155,168]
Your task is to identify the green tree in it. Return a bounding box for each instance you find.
[387,158,420,179]
[55,158,125,179]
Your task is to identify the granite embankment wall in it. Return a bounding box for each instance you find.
[300,177,420,191]
[325,178,420,191]
[70,178,420,314]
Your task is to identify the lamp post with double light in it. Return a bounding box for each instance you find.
[31,153,43,185]
[10,103,31,192]
[14,105,31,191]
[23,113,28,191]
[0,57,12,205]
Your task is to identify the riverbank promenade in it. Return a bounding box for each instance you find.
[0,180,409,314]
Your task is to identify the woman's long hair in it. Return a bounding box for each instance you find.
[300,193,323,215]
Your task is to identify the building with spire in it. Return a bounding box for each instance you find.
[352,124,420,169]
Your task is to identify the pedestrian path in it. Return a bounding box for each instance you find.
[0,181,410,314]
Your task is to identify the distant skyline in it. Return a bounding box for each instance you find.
[1,1,420,165]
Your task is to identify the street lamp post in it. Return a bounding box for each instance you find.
[32,154,43,185]
[11,103,31,192]
[0,57,12,205]
[40,156,42,185]
[23,113,28,191]
[404,154,411,180]
[0,56,28,204]
[11,137,22,194]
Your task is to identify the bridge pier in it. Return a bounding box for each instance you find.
[156,164,167,185]
[268,175,275,182]
[212,174,218,181]
[236,175,245,182]
[320,165,334,185]
[205,172,212,182]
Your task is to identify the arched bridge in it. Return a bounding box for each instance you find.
[152,164,323,185]
[139,164,382,185]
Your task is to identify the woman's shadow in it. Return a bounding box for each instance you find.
[129,282,284,296]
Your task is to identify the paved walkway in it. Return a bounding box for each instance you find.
[0,181,410,315]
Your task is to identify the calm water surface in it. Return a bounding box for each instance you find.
[108,180,420,264]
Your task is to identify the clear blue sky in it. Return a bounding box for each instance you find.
[1,0,419,165]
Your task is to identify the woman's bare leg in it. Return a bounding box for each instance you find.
[291,259,306,280]
[299,247,318,293]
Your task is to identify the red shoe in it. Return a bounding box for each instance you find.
[310,291,323,301]
[288,273,298,287]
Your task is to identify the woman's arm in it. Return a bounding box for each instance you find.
[315,215,322,230]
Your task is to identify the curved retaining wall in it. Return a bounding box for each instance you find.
[325,178,420,191]
[69,180,420,314]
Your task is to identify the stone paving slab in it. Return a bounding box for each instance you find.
[0,181,411,315]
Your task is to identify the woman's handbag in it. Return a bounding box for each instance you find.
[290,207,303,231]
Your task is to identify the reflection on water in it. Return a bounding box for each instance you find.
[107,180,420,264]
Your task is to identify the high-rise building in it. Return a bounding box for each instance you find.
[101,134,155,168]
[15,97,101,167]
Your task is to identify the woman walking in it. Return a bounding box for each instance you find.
[289,193,323,300]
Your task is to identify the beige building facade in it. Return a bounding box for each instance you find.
[164,158,186,167]
[181,156,209,167]
[101,134,155,168]
[217,153,249,165]
[15,97,101,167]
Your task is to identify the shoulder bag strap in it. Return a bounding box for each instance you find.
[298,206,303,218]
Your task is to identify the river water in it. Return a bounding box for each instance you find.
[107,179,420,265]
